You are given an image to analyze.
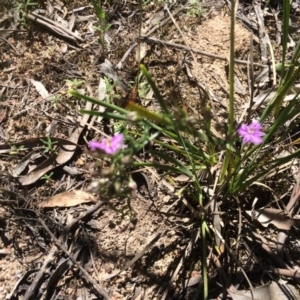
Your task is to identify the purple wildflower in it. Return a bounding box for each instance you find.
[88,133,124,155]
[237,120,265,145]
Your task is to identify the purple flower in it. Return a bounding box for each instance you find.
[237,120,265,145]
[88,134,124,155]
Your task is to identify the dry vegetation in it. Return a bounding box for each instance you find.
[1,0,300,299]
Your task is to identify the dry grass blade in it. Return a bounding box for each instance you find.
[37,215,110,300]
[26,12,84,43]
[246,208,294,231]
[161,230,199,300]
[103,230,167,281]
[254,4,268,63]
[23,245,57,300]
[2,0,300,298]
[116,5,187,69]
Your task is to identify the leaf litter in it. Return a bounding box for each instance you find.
[1,0,300,299]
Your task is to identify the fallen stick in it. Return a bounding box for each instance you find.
[26,12,84,43]
[140,36,266,68]
[23,246,57,300]
[37,214,110,300]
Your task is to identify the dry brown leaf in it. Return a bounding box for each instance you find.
[12,151,43,177]
[246,208,294,231]
[228,281,299,300]
[228,284,270,300]
[174,174,190,182]
[38,190,97,208]
[269,281,299,300]
[18,101,91,185]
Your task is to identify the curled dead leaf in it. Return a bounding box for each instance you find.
[246,208,294,231]
[228,280,299,300]
[18,101,92,185]
[38,190,97,208]
[174,174,190,182]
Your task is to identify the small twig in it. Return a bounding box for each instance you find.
[286,169,300,214]
[0,37,20,55]
[103,230,167,281]
[0,29,27,32]
[23,245,57,300]
[234,196,243,272]
[0,73,13,99]
[245,34,255,124]
[164,4,197,62]
[254,4,268,64]
[37,215,110,300]
[271,268,300,279]
[140,36,266,68]
[252,232,287,269]
[117,5,187,69]
[65,201,105,232]
[26,12,84,43]
[161,230,199,300]
[211,225,255,296]
[84,227,102,285]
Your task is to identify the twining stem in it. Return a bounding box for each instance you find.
[220,0,237,183]
[228,0,237,136]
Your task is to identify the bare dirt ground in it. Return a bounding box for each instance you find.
[1,0,300,299]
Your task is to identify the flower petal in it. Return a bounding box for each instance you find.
[256,131,265,137]
[242,135,251,144]
[89,141,104,151]
[249,120,261,131]
[237,121,265,145]
[249,135,263,145]
[237,124,249,137]
[88,134,124,155]
[111,134,124,147]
